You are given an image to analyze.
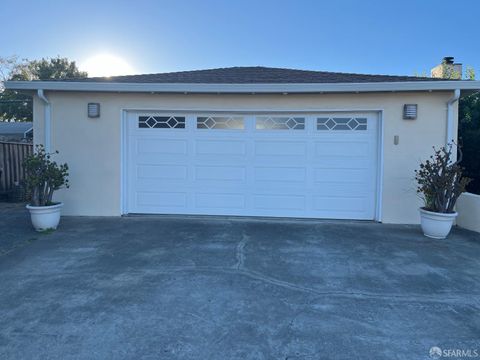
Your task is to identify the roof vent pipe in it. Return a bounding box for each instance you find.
[37,89,51,153]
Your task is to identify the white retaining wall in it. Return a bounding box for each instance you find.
[457,192,480,233]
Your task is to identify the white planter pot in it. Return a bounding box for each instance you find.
[26,203,63,232]
[419,208,457,239]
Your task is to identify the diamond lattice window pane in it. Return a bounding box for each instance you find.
[317,117,368,131]
[205,118,216,129]
[167,117,179,128]
[146,117,158,128]
[348,118,359,129]
[325,119,336,129]
[138,116,150,128]
[197,116,244,130]
[256,117,305,130]
[138,116,185,129]
[226,118,244,129]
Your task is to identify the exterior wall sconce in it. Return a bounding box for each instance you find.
[88,103,100,118]
[403,104,417,119]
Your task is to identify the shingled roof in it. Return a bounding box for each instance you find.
[10,66,474,94]
[72,66,445,84]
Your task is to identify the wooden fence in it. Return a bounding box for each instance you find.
[0,141,33,194]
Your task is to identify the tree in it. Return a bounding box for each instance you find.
[0,56,87,121]
[0,56,18,88]
[459,91,480,194]
[418,62,480,194]
[9,57,87,81]
[441,64,480,194]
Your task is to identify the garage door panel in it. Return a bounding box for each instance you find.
[254,194,306,211]
[135,154,191,165]
[313,196,367,211]
[137,138,187,155]
[309,210,369,220]
[126,112,379,219]
[195,193,246,209]
[310,157,371,168]
[313,168,370,183]
[195,140,247,155]
[195,166,246,182]
[255,141,306,156]
[315,141,370,157]
[254,167,306,183]
[311,183,370,197]
[136,192,187,208]
[135,179,191,190]
[137,165,188,180]
[312,196,368,214]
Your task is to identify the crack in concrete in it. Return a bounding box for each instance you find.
[8,262,479,306]
[233,234,248,270]
[140,265,480,306]
[185,311,216,325]
[16,260,478,307]
[10,235,479,308]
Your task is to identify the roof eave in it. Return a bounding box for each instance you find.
[4,80,480,93]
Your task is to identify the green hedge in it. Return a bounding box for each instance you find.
[459,93,480,195]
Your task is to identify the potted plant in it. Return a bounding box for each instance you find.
[24,145,69,232]
[415,143,471,239]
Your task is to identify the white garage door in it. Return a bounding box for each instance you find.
[125,111,379,219]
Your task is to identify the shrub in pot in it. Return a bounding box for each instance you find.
[415,143,471,239]
[24,145,69,232]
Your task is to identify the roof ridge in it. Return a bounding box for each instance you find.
[28,65,459,83]
[82,65,433,82]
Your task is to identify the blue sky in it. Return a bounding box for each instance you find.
[1,0,479,77]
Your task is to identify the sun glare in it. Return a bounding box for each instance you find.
[80,54,135,77]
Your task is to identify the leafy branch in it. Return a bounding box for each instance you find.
[415,143,471,213]
[23,145,69,206]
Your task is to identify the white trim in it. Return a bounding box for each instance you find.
[6,80,480,93]
[120,107,386,114]
[120,107,384,221]
[120,110,128,215]
[37,90,51,152]
[446,89,460,145]
[375,111,385,222]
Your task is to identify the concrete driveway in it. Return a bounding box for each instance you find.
[0,204,479,360]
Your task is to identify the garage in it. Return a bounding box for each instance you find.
[8,65,475,222]
[124,111,380,219]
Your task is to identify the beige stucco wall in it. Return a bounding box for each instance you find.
[457,192,480,233]
[33,90,457,223]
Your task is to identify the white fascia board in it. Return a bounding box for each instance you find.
[5,80,480,93]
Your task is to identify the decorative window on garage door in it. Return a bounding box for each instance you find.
[197,116,244,130]
[256,116,305,130]
[317,117,367,131]
[139,116,186,129]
